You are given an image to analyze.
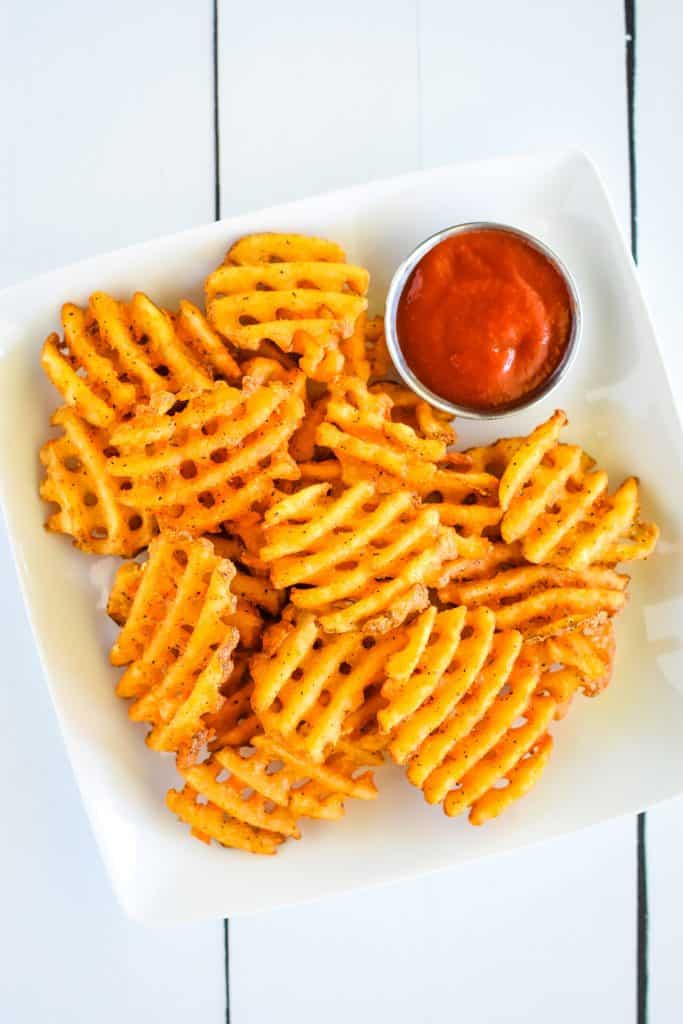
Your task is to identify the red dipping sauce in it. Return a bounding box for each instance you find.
[396,228,573,411]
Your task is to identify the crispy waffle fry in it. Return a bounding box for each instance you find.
[108,534,239,759]
[364,315,393,381]
[106,377,304,534]
[251,610,401,760]
[206,233,369,382]
[40,406,155,555]
[377,610,555,824]
[438,562,628,639]
[472,410,659,568]
[261,481,457,633]
[370,381,457,446]
[166,730,379,853]
[537,618,616,717]
[316,377,448,491]
[41,292,234,428]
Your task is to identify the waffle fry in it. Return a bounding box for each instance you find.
[364,315,393,381]
[206,233,369,382]
[370,381,457,446]
[438,561,628,639]
[106,377,304,534]
[40,406,155,555]
[261,481,457,633]
[41,292,233,428]
[537,618,616,717]
[316,377,448,490]
[167,730,379,853]
[251,610,401,760]
[108,534,239,759]
[473,410,659,568]
[377,609,555,824]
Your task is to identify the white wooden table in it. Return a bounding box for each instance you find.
[2,2,681,1020]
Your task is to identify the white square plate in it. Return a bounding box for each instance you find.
[1,150,681,924]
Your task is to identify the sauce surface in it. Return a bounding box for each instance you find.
[396,228,572,411]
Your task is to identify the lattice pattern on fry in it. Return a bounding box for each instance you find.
[364,315,393,382]
[474,410,659,568]
[438,561,628,640]
[316,377,448,492]
[206,233,369,382]
[41,292,235,428]
[251,610,401,760]
[380,614,555,825]
[166,730,379,853]
[537,618,616,717]
[106,377,304,534]
[108,534,239,759]
[40,406,156,555]
[370,381,457,446]
[261,481,457,633]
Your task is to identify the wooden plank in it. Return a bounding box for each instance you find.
[635,4,683,1022]
[225,2,636,1020]
[2,2,215,287]
[216,0,420,214]
[0,4,225,1022]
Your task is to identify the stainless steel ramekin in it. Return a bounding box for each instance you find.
[384,221,582,420]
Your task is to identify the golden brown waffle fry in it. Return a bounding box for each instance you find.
[377,608,555,824]
[438,562,628,640]
[206,233,369,382]
[261,481,457,633]
[251,610,401,760]
[537,618,616,717]
[41,292,234,428]
[471,410,659,568]
[316,377,448,492]
[106,377,304,534]
[339,311,371,380]
[364,315,393,381]
[370,381,457,446]
[166,730,379,853]
[108,534,239,760]
[40,406,155,556]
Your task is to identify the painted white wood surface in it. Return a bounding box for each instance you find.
[637,5,683,1022]
[0,4,224,1022]
[0,0,681,1021]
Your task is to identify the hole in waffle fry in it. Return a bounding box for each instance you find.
[201,419,218,436]
[362,637,376,649]
[239,314,259,326]
[255,281,273,291]
[128,514,143,531]
[198,492,216,508]
[461,625,474,640]
[319,689,331,707]
[339,662,352,676]
[155,364,170,377]
[173,548,188,567]
[63,455,83,472]
[296,279,318,290]
[180,460,198,479]
[83,491,98,507]
[103,446,119,459]
[312,638,324,651]
[119,480,133,491]
[168,400,189,415]
[91,526,108,539]
[210,448,228,464]
[292,667,304,681]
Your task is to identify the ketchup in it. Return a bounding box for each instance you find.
[396,228,572,411]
